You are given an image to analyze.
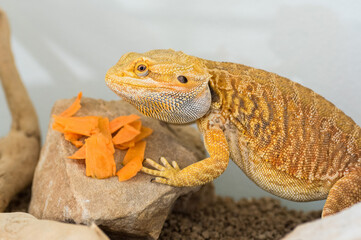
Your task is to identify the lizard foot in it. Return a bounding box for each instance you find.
[141,157,181,185]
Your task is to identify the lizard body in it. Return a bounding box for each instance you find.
[105,49,361,217]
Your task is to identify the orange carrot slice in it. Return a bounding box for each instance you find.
[119,127,153,148]
[132,126,153,142]
[117,141,146,181]
[68,143,86,159]
[123,141,146,165]
[129,120,142,131]
[60,92,82,117]
[52,121,65,133]
[116,159,143,182]
[85,132,116,179]
[112,124,140,145]
[109,114,140,133]
[84,117,116,178]
[98,117,112,137]
[53,115,99,136]
[97,117,115,153]
[64,132,83,147]
[114,144,132,150]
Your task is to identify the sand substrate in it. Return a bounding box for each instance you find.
[6,186,321,240]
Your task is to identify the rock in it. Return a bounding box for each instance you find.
[29,97,206,239]
[0,212,109,240]
[172,183,215,215]
[282,202,361,240]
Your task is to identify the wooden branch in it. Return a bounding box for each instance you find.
[0,8,41,211]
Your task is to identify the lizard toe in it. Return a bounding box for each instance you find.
[144,158,166,171]
[141,157,181,184]
[152,177,170,184]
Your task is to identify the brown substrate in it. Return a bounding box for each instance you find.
[160,196,321,240]
[6,185,321,240]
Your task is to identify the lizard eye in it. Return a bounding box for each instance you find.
[135,63,149,76]
[177,75,188,83]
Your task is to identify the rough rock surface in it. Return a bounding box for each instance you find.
[0,212,109,240]
[29,97,206,239]
[282,202,361,240]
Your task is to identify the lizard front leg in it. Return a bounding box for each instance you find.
[322,168,361,217]
[141,127,230,187]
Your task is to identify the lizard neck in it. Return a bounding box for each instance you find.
[202,59,253,118]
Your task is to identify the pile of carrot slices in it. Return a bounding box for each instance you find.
[52,92,153,181]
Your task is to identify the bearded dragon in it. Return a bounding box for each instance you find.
[105,49,361,217]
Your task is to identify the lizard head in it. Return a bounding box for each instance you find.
[105,49,212,124]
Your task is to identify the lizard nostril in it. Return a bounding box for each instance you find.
[116,72,125,77]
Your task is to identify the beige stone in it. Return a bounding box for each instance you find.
[0,212,109,240]
[29,97,206,239]
[282,202,361,240]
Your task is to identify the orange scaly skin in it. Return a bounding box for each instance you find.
[105,49,361,217]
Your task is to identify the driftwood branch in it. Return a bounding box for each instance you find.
[0,8,41,211]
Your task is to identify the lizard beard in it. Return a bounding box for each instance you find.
[117,84,211,124]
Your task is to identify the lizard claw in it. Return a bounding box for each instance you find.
[141,157,181,185]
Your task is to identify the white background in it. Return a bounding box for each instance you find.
[1,0,360,211]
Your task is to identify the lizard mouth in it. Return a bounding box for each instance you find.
[105,75,157,90]
[105,74,184,95]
